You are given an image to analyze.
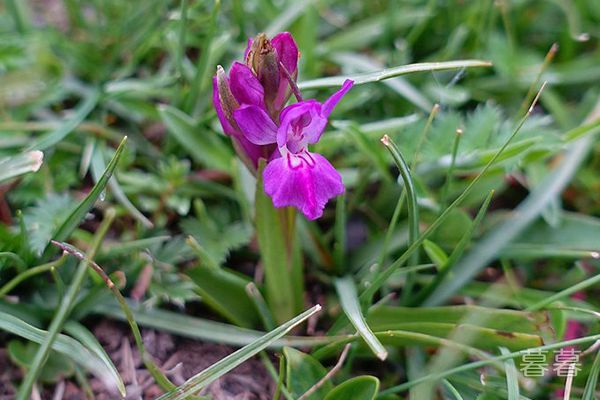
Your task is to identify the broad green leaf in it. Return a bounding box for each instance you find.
[156,305,321,400]
[0,151,43,184]
[158,104,232,171]
[324,376,380,400]
[367,305,547,335]
[186,264,260,328]
[355,324,542,353]
[285,347,333,400]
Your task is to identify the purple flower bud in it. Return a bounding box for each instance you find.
[245,32,299,118]
[213,32,298,171]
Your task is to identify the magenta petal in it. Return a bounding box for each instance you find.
[229,62,265,107]
[233,105,278,145]
[278,101,327,150]
[212,76,235,135]
[322,79,354,118]
[272,32,299,111]
[263,151,344,220]
[272,32,299,75]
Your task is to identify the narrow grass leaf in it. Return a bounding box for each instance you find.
[425,99,600,306]
[49,137,127,253]
[95,301,336,348]
[299,60,492,90]
[186,263,260,328]
[0,151,43,184]
[156,305,321,400]
[335,276,387,360]
[500,347,520,400]
[16,210,115,400]
[381,135,420,301]
[28,89,100,151]
[158,105,232,171]
[379,334,600,396]
[91,143,153,228]
[63,321,125,396]
[0,311,122,393]
[582,349,600,400]
[442,380,464,400]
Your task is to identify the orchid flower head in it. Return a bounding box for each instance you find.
[234,79,354,219]
[213,30,352,219]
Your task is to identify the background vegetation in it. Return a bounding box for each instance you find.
[0,0,599,399]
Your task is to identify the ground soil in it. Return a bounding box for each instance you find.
[0,320,274,400]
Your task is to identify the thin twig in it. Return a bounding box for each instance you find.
[298,344,352,400]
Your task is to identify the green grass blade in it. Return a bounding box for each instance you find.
[27,89,100,151]
[0,256,67,297]
[582,349,600,400]
[526,272,600,311]
[158,104,232,171]
[298,60,492,90]
[425,100,600,306]
[442,380,464,400]
[381,135,420,302]
[361,85,548,304]
[0,311,123,393]
[90,142,153,228]
[0,151,44,184]
[335,276,387,360]
[156,305,322,400]
[16,209,115,400]
[411,190,494,305]
[184,0,219,114]
[94,301,336,348]
[265,0,317,37]
[379,334,600,396]
[49,137,128,252]
[64,321,125,396]
[500,347,520,400]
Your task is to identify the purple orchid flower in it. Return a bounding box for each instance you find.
[234,80,354,220]
[212,32,299,170]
